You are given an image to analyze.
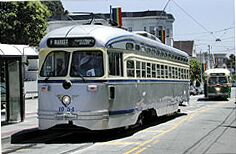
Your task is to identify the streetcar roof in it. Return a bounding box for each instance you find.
[204,68,231,76]
[39,25,188,58]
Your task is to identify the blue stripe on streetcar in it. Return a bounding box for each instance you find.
[38,79,189,84]
[109,108,137,115]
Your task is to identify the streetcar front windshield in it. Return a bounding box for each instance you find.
[208,77,217,85]
[40,51,70,77]
[218,76,227,84]
[208,76,228,85]
[70,51,104,77]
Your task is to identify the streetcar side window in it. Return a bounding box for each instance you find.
[147,63,151,78]
[127,60,135,77]
[161,65,164,78]
[142,62,146,78]
[156,64,160,78]
[175,67,178,79]
[108,52,123,76]
[136,61,141,78]
[152,63,156,78]
[172,67,175,79]
[165,65,168,78]
[169,66,172,78]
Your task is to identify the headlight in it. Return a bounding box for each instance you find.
[62,95,71,107]
[215,87,221,92]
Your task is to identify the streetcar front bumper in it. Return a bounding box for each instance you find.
[38,110,109,130]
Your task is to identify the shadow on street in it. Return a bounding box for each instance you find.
[11,113,187,144]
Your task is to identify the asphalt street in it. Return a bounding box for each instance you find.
[1,88,236,154]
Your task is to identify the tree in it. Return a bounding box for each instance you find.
[226,54,235,73]
[189,59,201,84]
[41,1,65,18]
[0,1,51,46]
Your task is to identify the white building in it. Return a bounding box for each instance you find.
[47,10,175,46]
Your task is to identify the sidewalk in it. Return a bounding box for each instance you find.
[1,98,38,140]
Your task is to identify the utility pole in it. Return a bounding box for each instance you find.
[200,50,203,83]
[208,45,211,69]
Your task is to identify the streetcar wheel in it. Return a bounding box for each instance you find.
[137,113,145,126]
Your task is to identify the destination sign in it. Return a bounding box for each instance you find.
[47,37,95,48]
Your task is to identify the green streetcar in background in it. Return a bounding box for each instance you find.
[204,68,231,99]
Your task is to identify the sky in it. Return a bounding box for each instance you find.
[61,0,235,55]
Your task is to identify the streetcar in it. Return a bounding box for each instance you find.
[38,25,190,130]
[204,68,231,99]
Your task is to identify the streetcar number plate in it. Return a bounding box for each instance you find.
[58,106,75,112]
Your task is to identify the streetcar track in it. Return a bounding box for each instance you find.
[59,143,94,154]
[202,118,236,154]
[182,106,236,154]
[123,101,229,154]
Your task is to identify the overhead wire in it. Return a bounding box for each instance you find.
[171,0,234,54]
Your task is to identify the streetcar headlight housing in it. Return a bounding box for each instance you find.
[62,95,71,107]
[215,87,221,92]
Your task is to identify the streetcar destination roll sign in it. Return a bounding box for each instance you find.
[47,38,95,48]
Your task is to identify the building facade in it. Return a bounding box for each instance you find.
[173,40,196,57]
[196,52,228,69]
[48,10,175,46]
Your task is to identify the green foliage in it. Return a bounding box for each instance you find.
[189,59,201,83]
[0,1,51,46]
[41,1,65,17]
[226,54,235,72]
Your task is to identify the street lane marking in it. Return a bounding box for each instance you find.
[124,102,225,154]
[99,141,141,146]
[135,147,147,154]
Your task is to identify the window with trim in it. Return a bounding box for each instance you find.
[183,69,186,79]
[161,65,164,78]
[157,64,160,78]
[152,64,156,78]
[178,68,181,79]
[136,61,141,78]
[165,65,168,78]
[172,66,175,79]
[181,68,184,79]
[127,60,135,77]
[169,66,172,78]
[175,67,178,79]
[142,62,146,78]
[70,51,104,77]
[108,52,123,76]
[147,63,151,78]
[128,27,132,32]
[149,26,155,35]
[40,51,70,77]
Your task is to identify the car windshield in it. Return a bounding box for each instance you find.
[40,51,70,77]
[70,51,104,77]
